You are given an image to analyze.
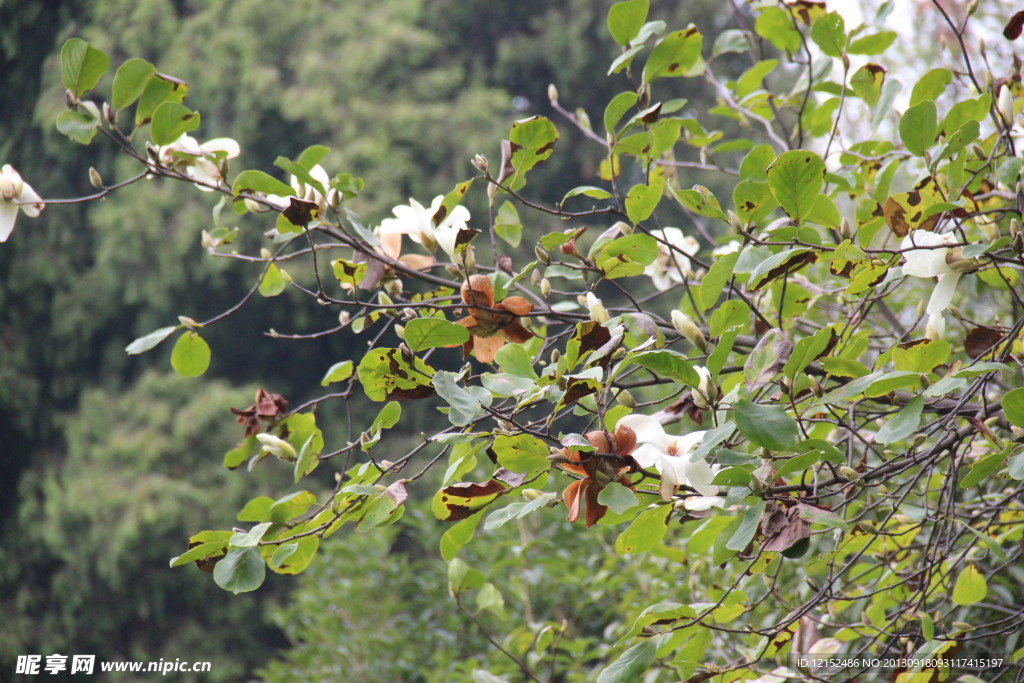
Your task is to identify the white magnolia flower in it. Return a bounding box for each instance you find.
[616,414,717,500]
[712,239,742,257]
[379,195,474,267]
[0,164,44,242]
[156,134,240,191]
[647,227,699,291]
[901,230,960,339]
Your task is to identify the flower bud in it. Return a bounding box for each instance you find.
[338,311,351,326]
[540,278,551,298]
[547,83,559,104]
[88,167,103,189]
[256,433,297,462]
[471,154,489,173]
[998,84,1015,127]
[671,310,707,351]
[839,466,861,482]
[616,389,636,408]
[385,278,403,297]
[534,245,550,263]
[586,292,610,324]
[394,324,405,339]
[727,210,742,233]
[839,217,852,239]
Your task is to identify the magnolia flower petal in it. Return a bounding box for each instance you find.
[685,458,719,496]
[927,271,960,317]
[0,201,17,242]
[683,495,726,511]
[901,232,953,278]
[659,454,690,486]
[630,443,663,469]
[616,415,673,450]
[676,430,707,453]
[17,182,44,217]
[199,137,240,158]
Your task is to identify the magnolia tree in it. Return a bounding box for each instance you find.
[12,0,1024,679]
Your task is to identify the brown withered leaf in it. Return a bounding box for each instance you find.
[964,326,1004,359]
[494,468,528,488]
[966,416,1000,444]
[749,252,818,291]
[231,388,289,437]
[576,320,612,356]
[1005,10,1024,39]
[762,503,812,552]
[384,480,409,506]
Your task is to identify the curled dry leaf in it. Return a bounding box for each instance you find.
[456,274,534,362]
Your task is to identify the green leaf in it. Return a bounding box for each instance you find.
[405,318,470,351]
[604,92,640,134]
[596,639,658,683]
[170,331,211,378]
[727,500,766,550]
[1007,451,1024,480]
[170,541,226,568]
[892,339,951,373]
[607,0,649,46]
[876,396,924,445]
[699,250,740,311]
[959,451,1007,489]
[494,344,538,379]
[615,505,670,554]
[766,150,825,223]
[494,201,522,247]
[56,110,99,144]
[755,7,801,52]
[810,12,846,58]
[899,101,937,156]
[598,233,659,266]
[493,434,549,474]
[951,564,987,605]
[149,102,200,146]
[673,185,727,221]
[733,180,777,223]
[1002,388,1024,428]
[734,399,799,451]
[597,482,639,514]
[747,247,816,291]
[320,360,354,386]
[642,26,703,83]
[739,144,776,180]
[625,183,662,223]
[61,38,110,98]
[433,371,482,427]
[864,371,920,397]
[783,325,835,379]
[502,116,559,191]
[135,73,188,127]
[440,515,482,561]
[112,57,156,110]
[371,401,402,433]
[475,583,507,619]
[232,170,295,198]
[774,450,820,480]
[910,68,952,106]
[237,496,273,522]
[125,325,177,355]
[213,547,266,594]
[331,258,367,289]
[847,31,897,55]
[259,264,288,297]
[626,350,700,388]
[269,537,319,575]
